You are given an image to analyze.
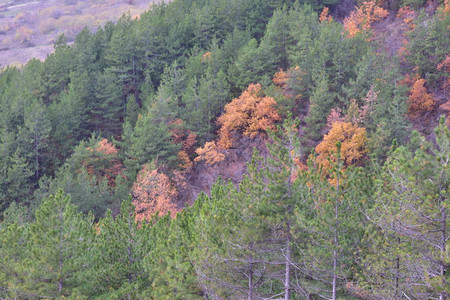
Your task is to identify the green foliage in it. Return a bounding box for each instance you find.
[92,70,124,138]
[406,9,450,86]
[124,110,180,180]
[26,189,94,298]
[360,118,449,298]
[79,198,151,298]
[228,38,276,90]
[182,69,231,143]
[0,0,448,297]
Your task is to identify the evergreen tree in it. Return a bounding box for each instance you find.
[26,189,94,297]
[0,150,34,209]
[124,110,180,180]
[79,198,151,298]
[362,118,449,299]
[24,99,51,180]
[0,222,31,299]
[92,70,125,138]
[295,149,366,299]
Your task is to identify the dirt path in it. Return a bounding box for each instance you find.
[7,1,39,10]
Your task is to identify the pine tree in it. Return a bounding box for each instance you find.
[0,150,34,208]
[0,223,30,299]
[92,70,125,138]
[295,150,365,299]
[26,189,94,297]
[79,198,151,298]
[362,118,449,299]
[24,99,51,180]
[124,111,180,180]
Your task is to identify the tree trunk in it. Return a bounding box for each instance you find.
[439,194,447,300]
[332,176,340,300]
[285,220,291,300]
[248,264,253,300]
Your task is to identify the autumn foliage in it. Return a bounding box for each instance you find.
[316,122,367,172]
[217,83,280,149]
[132,164,180,222]
[272,70,288,88]
[407,78,435,118]
[272,67,306,101]
[194,141,225,165]
[343,0,389,37]
[396,6,415,25]
[319,7,333,23]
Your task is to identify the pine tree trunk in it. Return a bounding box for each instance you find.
[58,205,64,294]
[285,220,291,300]
[248,264,253,300]
[439,193,447,300]
[332,176,340,300]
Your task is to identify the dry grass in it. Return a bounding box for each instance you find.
[0,0,164,66]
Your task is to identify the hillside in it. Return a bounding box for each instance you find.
[0,0,449,298]
[0,0,161,66]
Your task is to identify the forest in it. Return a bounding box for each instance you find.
[0,0,449,298]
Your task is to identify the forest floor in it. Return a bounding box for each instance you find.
[0,0,162,67]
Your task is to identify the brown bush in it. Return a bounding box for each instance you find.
[14,25,33,44]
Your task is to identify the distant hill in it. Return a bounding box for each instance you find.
[0,0,161,66]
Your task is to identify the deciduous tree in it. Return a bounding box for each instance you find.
[407,77,435,118]
[217,83,280,149]
[132,164,180,222]
[315,121,367,173]
[343,0,389,38]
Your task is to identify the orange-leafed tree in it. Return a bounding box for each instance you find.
[396,6,415,25]
[194,141,225,165]
[217,83,280,149]
[316,122,367,173]
[407,78,435,118]
[319,7,333,23]
[272,69,288,89]
[132,164,180,222]
[343,0,389,38]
